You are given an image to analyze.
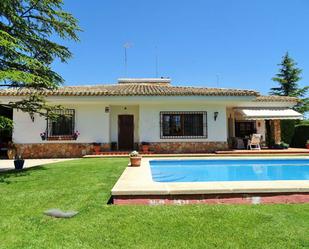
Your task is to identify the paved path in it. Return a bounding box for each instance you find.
[0,159,75,172]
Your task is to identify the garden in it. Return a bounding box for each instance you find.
[1,158,308,249]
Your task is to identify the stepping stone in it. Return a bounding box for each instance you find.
[44,209,78,218]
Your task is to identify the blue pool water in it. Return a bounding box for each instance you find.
[150,158,309,182]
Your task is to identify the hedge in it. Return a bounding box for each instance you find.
[280,120,295,145]
[290,124,309,148]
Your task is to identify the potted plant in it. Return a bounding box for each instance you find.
[40,132,47,141]
[14,155,25,170]
[111,142,117,151]
[93,142,101,154]
[273,142,289,150]
[141,141,150,153]
[73,131,80,140]
[306,140,309,149]
[129,151,142,167]
[7,141,16,159]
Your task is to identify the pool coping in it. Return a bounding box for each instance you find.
[111,156,309,197]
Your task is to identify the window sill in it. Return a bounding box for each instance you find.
[47,136,76,141]
[160,136,208,139]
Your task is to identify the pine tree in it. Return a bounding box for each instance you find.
[0,0,80,128]
[270,52,308,114]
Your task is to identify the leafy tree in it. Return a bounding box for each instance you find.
[270,52,308,114]
[0,0,80,128]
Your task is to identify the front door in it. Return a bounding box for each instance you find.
[118,115,134,150]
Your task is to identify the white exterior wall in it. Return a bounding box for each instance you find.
[13,110,46,143]
[9,93,294,145]
[139,104,227,142]
[12,103,110,144]
[12,102,227,144]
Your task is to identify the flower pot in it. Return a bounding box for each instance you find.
[14,159,24,170]
[93,145,101,154]
[111,142,117,151]
[141,145,149,153]
[130,157,142,167]
[306,144,309,149]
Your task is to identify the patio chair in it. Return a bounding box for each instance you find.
[247,134,262,150]
[235,138,245,149]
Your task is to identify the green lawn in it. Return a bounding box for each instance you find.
[0,158,309,249]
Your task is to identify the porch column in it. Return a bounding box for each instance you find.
[272,120,281,144]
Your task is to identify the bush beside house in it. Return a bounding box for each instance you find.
[290,124,309,148]
[280,120,296,145]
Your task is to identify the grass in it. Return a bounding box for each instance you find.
[0,158,309,249]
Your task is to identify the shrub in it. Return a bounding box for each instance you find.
[280,120,295,144]
[290,124,309,148]
[265,120,274,147]
[300,119,309,125]
[129,151,140,157]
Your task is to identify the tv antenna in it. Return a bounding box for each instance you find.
[155,46,159,77]
[123,42,132,76]
[216,74,220,87]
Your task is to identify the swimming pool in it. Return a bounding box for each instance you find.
[150,158,309,182]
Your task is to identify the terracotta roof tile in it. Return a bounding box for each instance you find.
[255,96,298,102]
[0,84,259,97]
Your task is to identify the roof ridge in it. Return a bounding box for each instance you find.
[61,84,117,88]
[60,84,258,92]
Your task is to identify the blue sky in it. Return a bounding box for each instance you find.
[53,0,309,95]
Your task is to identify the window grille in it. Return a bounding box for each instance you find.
[160,111,207,139]
[47,109,75,137]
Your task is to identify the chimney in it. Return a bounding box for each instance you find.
[117,78,171,85]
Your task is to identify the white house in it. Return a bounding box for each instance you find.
[0,78,303,158]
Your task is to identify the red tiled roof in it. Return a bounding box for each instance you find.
[0,83,259,97]
[255,96,298,102]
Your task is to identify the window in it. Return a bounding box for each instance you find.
[160,112,207,139]
[235,121,256,138]
[47,109,75,138]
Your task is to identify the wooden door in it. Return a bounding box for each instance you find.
[118,115,134,150]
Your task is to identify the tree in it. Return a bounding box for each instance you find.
[0,0,80,128]
[270,52,308,114]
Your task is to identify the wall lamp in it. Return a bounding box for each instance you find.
[214,111,219,121]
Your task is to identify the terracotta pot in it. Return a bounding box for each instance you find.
[306,144,309,149]
[93,145,101,154]
[130,157,142,167]
[141,145,149,153]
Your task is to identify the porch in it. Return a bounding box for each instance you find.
[227,107,303,150]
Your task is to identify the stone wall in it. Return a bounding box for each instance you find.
[15,141,228,158]
[15,143,110,158]
[272,120,281,144]
[148,142,228,153]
